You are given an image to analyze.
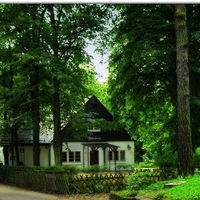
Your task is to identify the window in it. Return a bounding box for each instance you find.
[69,152,74,162]
[120,150,125,161]
[109,151,113,160]
[109,151,118,161]
[90,102,97,108]
[75,152,81,162]
[108,150,125,161]
[62,151,81,163]
[62,152,67,162]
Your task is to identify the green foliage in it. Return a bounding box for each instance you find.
[164,175,200,200]
[126,171,152,197]
[139,175,200,200]
[0,4,111,165]
[110,190,137,199]
[106,5,178,164]
[193,147,200,167]
[134,162,156,169]
[155,151,178,168]
[106,4,200,168]
[85,76,111,111]
[89,164,100,173]
[116,163,133,171]
[153,193,166,200]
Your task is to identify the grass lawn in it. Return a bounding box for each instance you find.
[138,175,200,200]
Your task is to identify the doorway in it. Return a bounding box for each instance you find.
[90,150,99,165]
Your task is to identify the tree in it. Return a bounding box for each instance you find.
[106,5,200,167]
[107,5,177,163]
[175,4,193,175]
[0,4,109,166]
[43,4,110,165]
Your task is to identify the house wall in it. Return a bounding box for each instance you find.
[61,141,135,171]
[0,147,4,165]
[7,145,50,167]
[3,141,134,169]
[62,142,83,167]
[50,144,55,166]
[106,141,135,171]
[40,146,50,166]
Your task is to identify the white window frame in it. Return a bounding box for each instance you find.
[62,151,81,163]
[108,150,126,161]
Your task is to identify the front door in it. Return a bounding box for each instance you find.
[90,150,99,165]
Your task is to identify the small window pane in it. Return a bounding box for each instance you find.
[120,151,125,161]
[69,152,74,162]
[75,152,80,162]
[109,151,112,160]
[62,152,67,162]
[115,151,119,160]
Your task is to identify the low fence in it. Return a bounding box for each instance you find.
[132,167,178,182]
[0,166,177,194]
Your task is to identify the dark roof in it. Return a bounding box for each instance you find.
[85,95,113,121]
[101,130,131,141]
[0,130,53,145]
[61,95,132,142]
[82,142,118,149]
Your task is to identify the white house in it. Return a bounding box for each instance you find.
[0,95,135,170]
[0,130,52,166]
[53,95,135,171]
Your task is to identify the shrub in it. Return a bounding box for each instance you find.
[110,190,137,199]
[193,147,200,169]
[117,163,133,171]
[153,193,166,200]
[154,152,178,168]
[126,171,152,197]
[89,164,100,173]
[62,165,78,174]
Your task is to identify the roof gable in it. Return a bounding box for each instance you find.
[62,95,132,142]
[84,95,113,121]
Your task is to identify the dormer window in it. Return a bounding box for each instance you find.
[88,127,101,132]
[90,102,97,108]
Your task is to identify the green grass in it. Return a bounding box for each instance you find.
[138,175,200,200]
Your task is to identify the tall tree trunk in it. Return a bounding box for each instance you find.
[30,5,40,166]
[30,64,40,166]
[13,126,20,165]
[48,5,62,165]
[175,4,193,175]
[53,85,62,165]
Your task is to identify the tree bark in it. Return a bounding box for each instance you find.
[175,4,193,175]
[30,5,40,166]
[13,126,20,165]
[48,5,62,165]
[30,63,40,166]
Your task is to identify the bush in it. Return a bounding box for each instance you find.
[110,190,137,199]
[117,163,133,171]
[89,165,100,173]
[193,147,200,168]
[62,165,78,174]
[154,152,178,168]
[83,164,108,173]
[126,171,152,197]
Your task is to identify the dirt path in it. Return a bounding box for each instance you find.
[0,184,110,200]
[0,184,150,200]
[0,184,58,200]
[59,193,110,200]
